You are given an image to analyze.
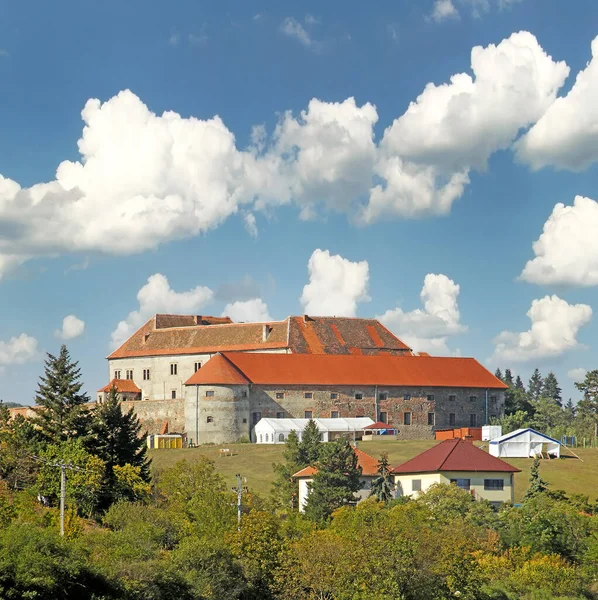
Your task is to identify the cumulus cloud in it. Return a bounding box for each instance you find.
[491,295,592,363]
[568,367,587,382]
[243,212,258,238]
[222,298,272,322]
[431,0,460,22]
[516,37,598,171]
[520,196,598,286]
[55,315,85,340]
[0,334,39,365]
[280,18,314,48]
[111,273,213,349]
[300,249,370,317]
[377,274,466,354]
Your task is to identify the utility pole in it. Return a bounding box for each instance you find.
[233,473,246,531]
[60,464,66,537]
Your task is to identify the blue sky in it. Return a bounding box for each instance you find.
[1,0,598,404]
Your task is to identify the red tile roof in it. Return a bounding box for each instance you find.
[184,352,507,389]
[185,354,249,385]
[98,379,142,394]
[293,447,380,478]
[391,439,520,474]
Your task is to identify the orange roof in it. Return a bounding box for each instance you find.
[391,439,520,474]
[98,379,142,394]
[293,447,380,478]
[185,352,507,389]
[185,353,249,385]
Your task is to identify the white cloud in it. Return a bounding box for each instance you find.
[111,273,213,349]
[431,0,460,22]
[0,334,39,365]
[243,212,258,238]
[377,274,466,354]
[516,36,598,171]
[520,196,598,286]
[300,249,370,317]
[222,298,272,322]
[55,315,85,340]
[168,33,180,47]
[491,295,592,363]
[280,18,313,48]
[568,367,587,382]
[305,14,320,25]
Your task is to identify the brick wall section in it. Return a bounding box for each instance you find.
[121,398,185,435]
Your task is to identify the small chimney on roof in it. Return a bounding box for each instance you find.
[262,324,272,342]
[303,314,313,323]
[194,315,202,325]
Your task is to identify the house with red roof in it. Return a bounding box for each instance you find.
[391,439,521,506]
[293,446,381,511]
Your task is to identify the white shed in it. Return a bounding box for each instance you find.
[489,428,561,459]
[254,417,375,444]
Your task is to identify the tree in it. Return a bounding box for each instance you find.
[33,346,91,442]
[575,370,598,440]
[523,458,548,501]
[298,419,321,465]
[495,368,503,381]
[370,453,394,503]
[528,369,544,401]
[504,369,514,387]
[304,440,361,523]
[515,375,524,390]
[542,372,562,406]
[272,431,303,509]
[564,398,576,419]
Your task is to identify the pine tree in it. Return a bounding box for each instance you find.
[495,368,503,381]
[575,370,598,440]
[542,372,562,406]
[564,398,576,418]
[272,430,303,509]
[528,369,544,401]
[515,375,524,390]
[523,458,548,501]
[33,345,91,442]
[370,453,394,503]
[504,369,514,387]
[299,419,322,465]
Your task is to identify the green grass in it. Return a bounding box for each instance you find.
[149,439,598,504]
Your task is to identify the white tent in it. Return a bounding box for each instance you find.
[254,417,375,444]
[489,428,561,459]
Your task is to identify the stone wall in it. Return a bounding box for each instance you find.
[121,398,185,435]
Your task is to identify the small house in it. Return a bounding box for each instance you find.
[97,379,142,403]
[391,439,520,507]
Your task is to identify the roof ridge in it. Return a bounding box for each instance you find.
[438,438,462,470]
[218,352,253,382]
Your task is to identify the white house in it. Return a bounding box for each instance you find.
[254,417,375,444]
[489,428,561,459]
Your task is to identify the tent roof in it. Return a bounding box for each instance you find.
[489,428,561,445]
[364,421,396,430]
[255,417,375,433]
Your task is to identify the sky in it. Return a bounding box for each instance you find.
[1,0,598,404]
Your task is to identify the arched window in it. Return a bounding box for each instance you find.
[259,434,263,443]
[279,433,285,442]
[265,433,269,442]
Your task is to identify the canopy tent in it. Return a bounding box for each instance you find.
[254,417,375,444]
[489,428,561,459]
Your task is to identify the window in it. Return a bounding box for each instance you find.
[206,390,214,397]
[451,478,471,490]
[304,392,313,399]
[470,395,477,402]
[126,370,133,380]
[276,412,285,419]
[448,395,456,402]
[449,413,456,426]
[206,416,214,423]
[427,394,435,402]
[403,412,411,426]
[275,392,284,400]
[403,394,411,401]
[490,395,497,404]
[143,369,150,381]
[379,411,387,423]
[304,411,313,419]
[330,392,338,400]
[259,434,263,442]
[194,362,201,372]
[265,434,269,442]
[484,479,504,491]
[331,410,339,418]
[241,391,247,398]
[171,390,177,399]
[279,434,285,442]
[243,418,247,424]
[412,479,421,492]
[170,363,178,376]
[114,370,121,379]
[428,412,435,426]
[379,392,388,401]
[469,413,477,427]
[355,393,363,400]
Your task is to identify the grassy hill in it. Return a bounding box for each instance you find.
[149,438,597,504]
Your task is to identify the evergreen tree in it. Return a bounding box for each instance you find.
[272,430,303,509]
[504,369,514,387]
[304,439,361,522]
[542,372,562,406]
[528,369,544,401]
[523,458,548,501]
[91,386,151,484]
[515,375,524,390]
[495,368,503,381]
[575,370,598,439]
[33,345,91,442]
[298,419,322,465]
[370,453,394,503]
[564,398,576,419]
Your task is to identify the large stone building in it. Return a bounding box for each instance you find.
[100,313,506,444]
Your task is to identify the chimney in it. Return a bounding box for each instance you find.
[262,324,272,342]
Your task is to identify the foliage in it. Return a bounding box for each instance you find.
[523,458,548,501]
[369,452,393,503]
[542,372,562,405]
[528,369,544,401]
